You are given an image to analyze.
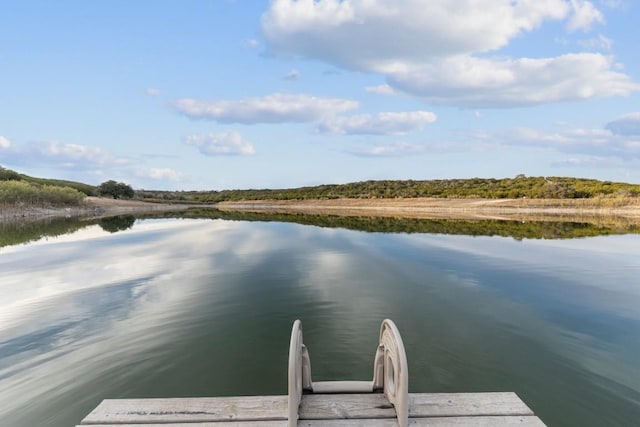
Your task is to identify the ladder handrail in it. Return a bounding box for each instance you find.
[287,319,408,427]
[373,319,409,427]
[287,320,312,427]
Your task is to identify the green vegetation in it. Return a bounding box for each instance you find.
[138,176,640,203]
[20,175,96,196]
[0,180,85,206]
[0,167,21,181]
[1,165,95,207]
[97,180,134,199]
[0,166,141,209]
[3,163,640,209]
[1,166,96,196]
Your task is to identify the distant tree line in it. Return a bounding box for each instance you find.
[3,164,640,206]
[137,176,640,204]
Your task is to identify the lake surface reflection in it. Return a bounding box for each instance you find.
[1,217,639,426]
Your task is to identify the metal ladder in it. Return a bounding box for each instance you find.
[288,319,409,427]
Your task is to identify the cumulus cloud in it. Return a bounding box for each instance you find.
[135,168,188,182]
[319,111,436,135]
[346,141,429,157]
[388,53,637,107]
[567,0,604,31]
[0,140,131,169]
[0,135,11,148]
[262,0,570,70]
[261,0,638,107]
[174,93,358,123]
[184,131,256,156]
[605,113,640,136]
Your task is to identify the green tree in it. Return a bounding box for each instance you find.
[0,166,21,181]
[98,180,134,199]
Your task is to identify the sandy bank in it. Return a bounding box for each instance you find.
[217,197,640,222]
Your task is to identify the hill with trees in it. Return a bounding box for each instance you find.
[138,176,640,203]
[0,166,133,207]
[3,164,640,208]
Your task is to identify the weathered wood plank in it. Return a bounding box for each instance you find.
[80,393,538,425]
[80,396,288,424]
[299,416,546,426]
[77,415,545,427]
[299,392,533,420]
[311,381,374,393]
[299,393,392,419]
[409,392,535,417]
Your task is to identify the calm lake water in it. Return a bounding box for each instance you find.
[1,214,639,426]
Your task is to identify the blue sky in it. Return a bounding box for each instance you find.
[1,0,640,190]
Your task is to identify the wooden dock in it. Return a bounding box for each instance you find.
[78,320,546,426]
[78,391,545,426]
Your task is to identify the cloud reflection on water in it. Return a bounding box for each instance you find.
[0,219,266,424]
[0,218,639,427]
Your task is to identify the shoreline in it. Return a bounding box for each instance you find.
[3,196,640,225]
[217,197,640,222]
[0,196,208,224]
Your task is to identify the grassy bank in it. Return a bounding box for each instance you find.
[0,180,85,207]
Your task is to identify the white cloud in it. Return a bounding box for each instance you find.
[387,54,638,107]
[0,138,192,189]
[0,135,11,148]
[135,168,188,182]
[0,140,131,169]
[364,84,396,95]
[456,123,640,166]
[184,131,256,156]
[261,0,637,107]
[262,0,570,71]
[174,93,358,123]
[319,111,436,135]
[145,88,161,96]
[283,69,300,81]
[605,113,640,136]
[567,0,604,31]
[346,141,429,157]
[577,34,613,50]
